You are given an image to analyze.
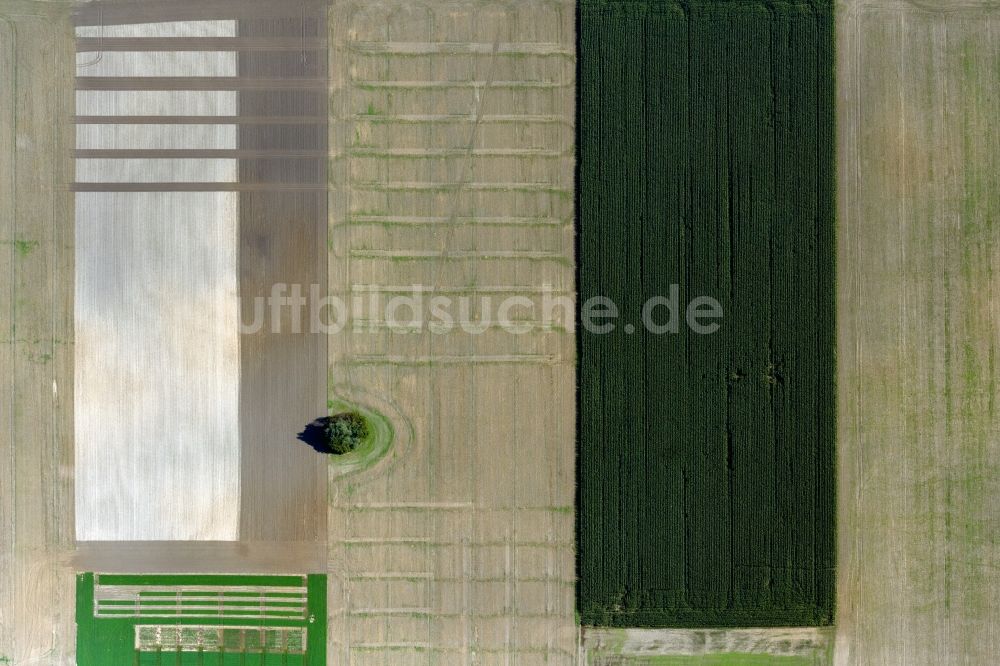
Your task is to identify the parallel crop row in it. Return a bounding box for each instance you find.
[577,0,836,628]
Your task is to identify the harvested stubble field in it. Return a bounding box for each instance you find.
[836,0,1000,662]
[577,0,836,628]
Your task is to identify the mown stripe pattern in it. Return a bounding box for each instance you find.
[577,0,835,627]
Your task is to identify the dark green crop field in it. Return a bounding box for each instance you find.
[577,0,836,627]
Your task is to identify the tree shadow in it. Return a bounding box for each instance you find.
[297,417,334,455]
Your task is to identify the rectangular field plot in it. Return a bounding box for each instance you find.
[577,0,836,627]
[76,573,326,665]
[836,1,1000,662]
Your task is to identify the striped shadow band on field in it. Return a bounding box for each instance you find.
[73,17,242,543]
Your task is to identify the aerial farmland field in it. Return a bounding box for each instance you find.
[577,0,836,628]
[835,0,1000,662]
[0,0,997,664]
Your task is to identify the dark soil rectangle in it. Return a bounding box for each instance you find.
[238,7,329,542]
[577,0,835,627]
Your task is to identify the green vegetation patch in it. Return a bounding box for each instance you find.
[577,0,836,627]
[96,574,305,587]
[76,573,327,665]
[324,411,371,454]
[5,239,39,257]
[326,398,395,478]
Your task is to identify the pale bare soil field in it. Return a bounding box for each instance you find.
[582,627,835,662]
[836,0,1000,663]
[0,2,76,664]
[326,1,577,664]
